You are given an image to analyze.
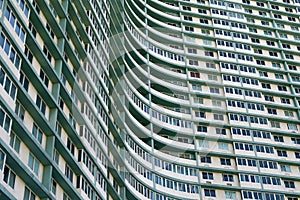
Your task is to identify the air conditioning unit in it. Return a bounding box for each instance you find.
[206,181,212,184]
[227,183,233,186]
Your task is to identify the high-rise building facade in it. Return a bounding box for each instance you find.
[1,0,300,200]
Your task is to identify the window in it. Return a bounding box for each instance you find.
[205,51,214,57]
[189,60,198,66]
[192,84,202,91]
[188,48,197,54]
[185,26,194,32]
[36,95,46,115]
[262,83,271,89]
[43,45,52,62]
[199,18,209,24]
[218,142,229,150]
[19,71,29,91]
[277,150,287,157]
[278,85,287,91]
[210,87,220,94]
[265,95,274,102]
[270,121,280,128]
[208,75,218,81]
[3,165,16,189]
[211,100,221,108]
[286,54,294,59]
[257,2,264,6]
[15,101,25,121]
[23,186,36,200]
[4,6,26,42]
[16,0,30,17]
[197,126,207,132]
[53,148,59,164]
[220,158,231,165]
[194,97,203,104]
[32,123,43,144]
[63,193,72,200]
[195,111,205,118]
[274,136,284,142]
[291,138,300,145]
[287,197,298,200]
[235,143,253,151]
[253,131,270,139]
[0,32,21,69]
[198,9,207,14]
[28,153,40,176]
[10,131,21,153]
[178,137,189,143]
[288,124,298,131]
[190,71,200,78]
[204,189,216,197]
[51,178,57,195]
[65,164,73,183]
[259,160,277,169]
[275,74,284,80]
[0,67,17,100]
[225,191,236,199]
[213,113,224,121]
[237,158,256,167]
[202,172,214,180]
[206,63,216,69]
[0,149,5,171]
[200,156,211,163]
[0,107,11,133]
[268,108,277,115]
[39,68,49,88]
[223,174,234,182]
[284,181,295,188]
[216,128,226,135]
[251,38,260,43]
[199,140,209,148]
[67,137,75,155]
[289,65,297,70]
[183,6,191,11]
[281,165,291,172]
[281,98,290,104]
[266,40,275,46]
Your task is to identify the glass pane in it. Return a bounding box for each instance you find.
[28,154,33,169]
[15,138,20,153]
[14,55,21,69]
[34,159,39,175]
[37,131,42,144]
[0,68,5,85]
[9,134,14,147]
[9,48,15,63]
[4,40,10,55]
[4,78,11,93]
[4,116,11,133]
[23,187,30,200]
[10,84,16,99]
[9,15,15,27]
[15,23,21,35]
[0,109,5,127]
[3,166,9,183]
[4,8,9,20]
[0,150,5,170]
[0,33,4,47]
[8,172,15,188]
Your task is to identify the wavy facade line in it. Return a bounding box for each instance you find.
[0,0,300,200]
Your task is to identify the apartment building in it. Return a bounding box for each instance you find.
[0,0,300,200]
